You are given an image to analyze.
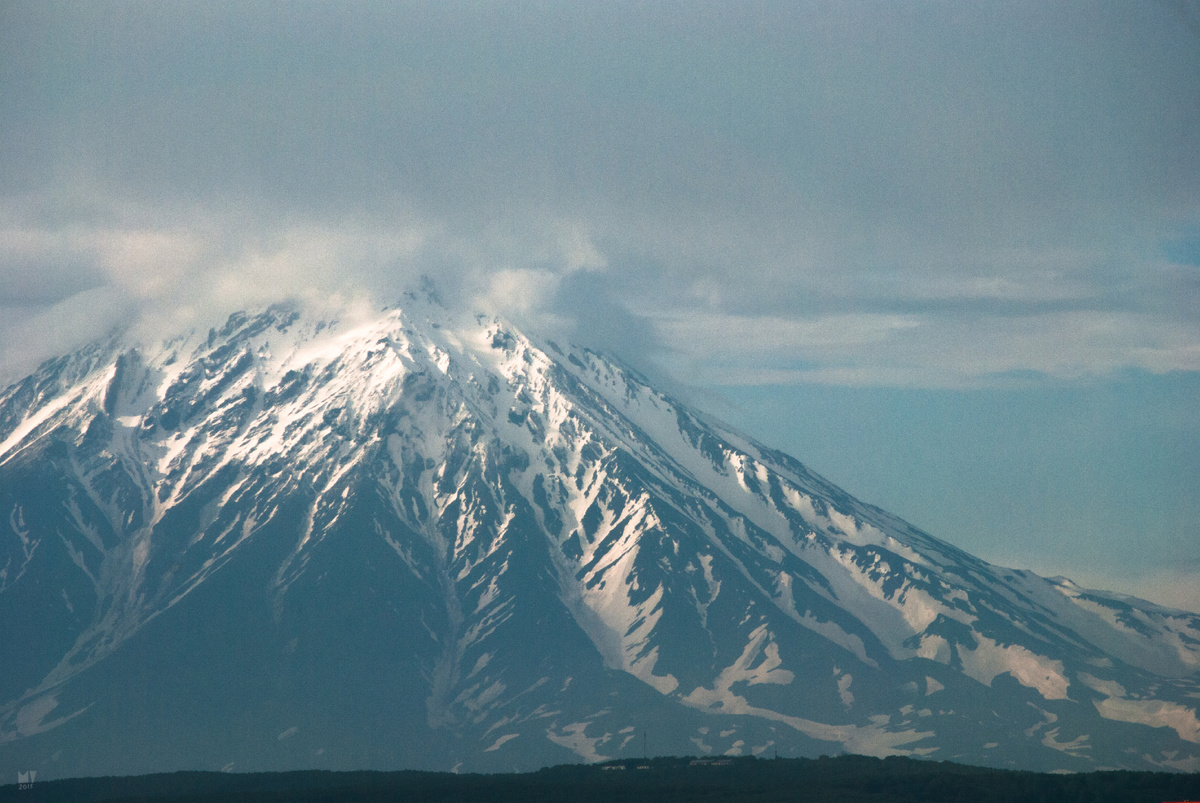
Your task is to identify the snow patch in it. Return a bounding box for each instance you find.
[484,733,520,752]
[958,635,1069,700]
[0,392,74,466]
[835,668,854,707]
[1080,674,1200,743]
[545,721,607,762]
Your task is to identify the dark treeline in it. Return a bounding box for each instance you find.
[2,754,1199,803]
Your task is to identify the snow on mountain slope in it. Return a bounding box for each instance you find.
[0,293,1197,778]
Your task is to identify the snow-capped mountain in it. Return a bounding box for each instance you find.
[1,294,1197,779]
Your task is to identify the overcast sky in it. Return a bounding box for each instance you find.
[2,1,1198,610]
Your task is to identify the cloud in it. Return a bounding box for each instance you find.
[655,306,1200,389]
[0,189,629,383]
[0,1,1197,390]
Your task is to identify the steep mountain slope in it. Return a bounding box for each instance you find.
[1,295,1197,779]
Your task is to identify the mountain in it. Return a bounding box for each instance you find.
[0,294,1197,780]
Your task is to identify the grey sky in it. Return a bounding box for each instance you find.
[1,1,1198,608]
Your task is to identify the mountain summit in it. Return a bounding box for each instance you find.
[1,295,1197,778]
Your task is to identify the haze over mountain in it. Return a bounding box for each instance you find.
[1,295,1197,780]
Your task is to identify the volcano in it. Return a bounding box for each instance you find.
[1,293,1197,779]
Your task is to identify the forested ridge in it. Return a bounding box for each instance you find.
[3,754,1199,802]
